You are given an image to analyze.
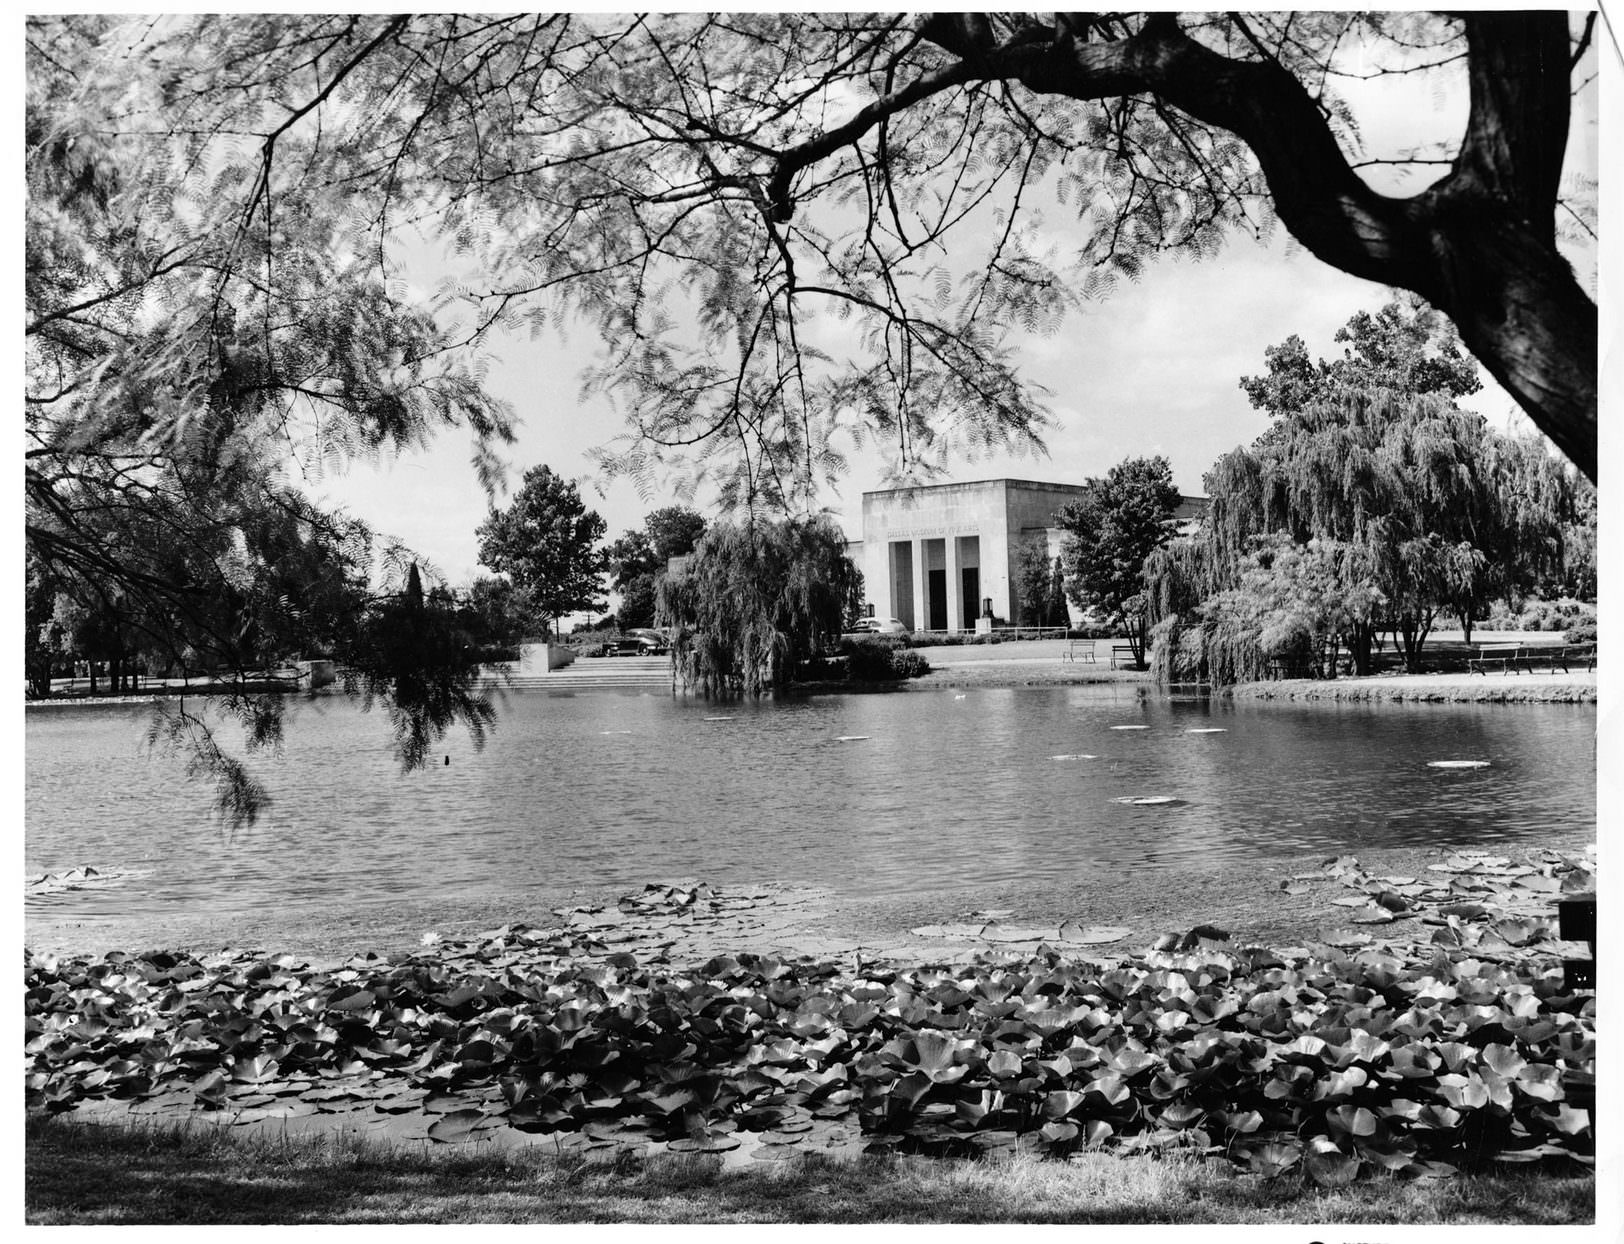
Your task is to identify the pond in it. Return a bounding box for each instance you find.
[26,686,1594,929]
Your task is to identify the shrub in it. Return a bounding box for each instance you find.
[841,639,931,681]
[1565,618,1598,645]
[1486,597,1596,632]
[1257,617,1313,660]
[889,650,932,679]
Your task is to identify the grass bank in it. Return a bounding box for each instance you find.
[1230,673,1596,703]
[25,1115,1592,1226]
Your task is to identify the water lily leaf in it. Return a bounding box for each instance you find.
[1513,1065,1564,1102]
[192,1071,230,1103]
[1316,1066,1369,1100]
[747,1128,802,1147]
[668,1134,740,1153]
[1160,1103,1205,1129]
[1549,1105,1590,1136]
[954,1089,999,1128]
[1041,1091,1087,1120]
[231,1055,280,1084]
[1514,874,1561,893]
[1084,1073,1130,1106]
[902,1032,971,1081]
[1105,1047,1157,1077]
[1436,1074,1491,1111]
[1078,1120,1114,1148]
[1494,920,1543,947]
[1245,1141,1302,1178]
[1495,1142,1569,1163]
[1058,922,1131,945]
[427,1109,488,1143]
[1357,1142,1417,1172]
[1327,1105,1378,1137]
[1481,1043,1527,1079]
[1223,1110,1263,1135]
[1039,1121,1078,1144]
[987,1049,1025,1079]
[1305,1148,1361,1188]
[888,1071,934,1109]
[977,924,1055,943]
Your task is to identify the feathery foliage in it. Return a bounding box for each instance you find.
[656,516,859,695]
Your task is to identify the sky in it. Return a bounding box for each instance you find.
[312,14,1596,597]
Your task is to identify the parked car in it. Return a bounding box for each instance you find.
[856,617,910,635]
[624,628,671,654]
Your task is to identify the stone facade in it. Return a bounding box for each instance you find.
[853,478,1205,632]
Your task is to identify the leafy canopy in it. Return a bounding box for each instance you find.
[32,10,1599,510]
[1152,303,1583,680]
[1056,456,1183,659]
[475,466,609,633]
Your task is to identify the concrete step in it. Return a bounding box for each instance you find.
[483,656,676,690]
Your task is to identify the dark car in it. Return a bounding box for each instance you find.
[623,628,671,655]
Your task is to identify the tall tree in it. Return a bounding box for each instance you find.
[656,516,858,695]
[1217,304,1576,667]
[644,508,709,564]
[1055,456,1182,667]
[606,506,707,629]
[1240,298,1482,431]
[475,466,609,638]
[1158,303,1579,681]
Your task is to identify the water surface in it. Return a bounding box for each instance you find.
[26,686,1594,927]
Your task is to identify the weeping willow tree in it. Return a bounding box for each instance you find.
[655,516,858,696]
[1147,302,1579,685]
[1213,389,1576,672]
[1150,534,1387,686]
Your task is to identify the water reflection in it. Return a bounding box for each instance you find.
[25,687,1594,924]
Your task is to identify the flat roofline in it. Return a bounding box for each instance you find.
[861,477,1091,500]
[863,478,1208,506]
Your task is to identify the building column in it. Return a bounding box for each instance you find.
[944,534,962,633]
[912,538,928,631]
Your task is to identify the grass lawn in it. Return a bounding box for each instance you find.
[25,1115,1592,1226]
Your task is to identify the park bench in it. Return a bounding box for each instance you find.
[1109,643,1137,669]
[1467,643,1524,675]
[1539,643,1596,674]
[1061,638,1096,664]
[1266,656,1313,680]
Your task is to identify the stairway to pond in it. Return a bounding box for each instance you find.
[484,655,676,691]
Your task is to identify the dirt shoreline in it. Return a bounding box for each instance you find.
[27,833,1594,970]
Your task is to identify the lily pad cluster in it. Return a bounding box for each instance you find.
[1292,849,1595,959]
[25,865,1594,1180]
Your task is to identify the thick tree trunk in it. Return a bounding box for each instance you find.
[916,11,1597,481]
[1414,204,1596,481]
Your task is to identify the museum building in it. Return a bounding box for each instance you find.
[850,478,1207,632]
